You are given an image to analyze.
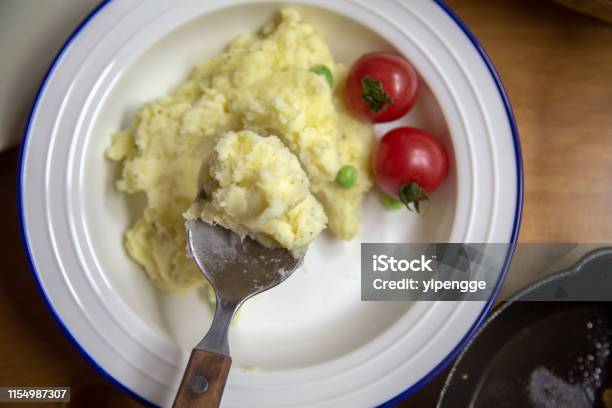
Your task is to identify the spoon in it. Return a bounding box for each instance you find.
[172,218,303,408]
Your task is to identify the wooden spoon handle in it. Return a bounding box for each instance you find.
[172,348,232,408]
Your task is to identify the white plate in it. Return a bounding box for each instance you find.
[19,0,522,407]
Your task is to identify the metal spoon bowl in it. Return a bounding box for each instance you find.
[172,218,303,408]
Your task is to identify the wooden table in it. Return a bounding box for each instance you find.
[1,1,611,406]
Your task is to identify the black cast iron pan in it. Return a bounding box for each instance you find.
[438,247,612,408]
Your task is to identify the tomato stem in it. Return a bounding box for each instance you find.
[399,182,429,213]
[361,76,393,113]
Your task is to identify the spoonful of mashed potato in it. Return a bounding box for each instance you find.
[185,130,327,255]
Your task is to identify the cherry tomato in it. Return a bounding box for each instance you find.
[372,127,448,212]
[345,52,419,123]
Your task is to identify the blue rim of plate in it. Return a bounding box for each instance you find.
[16,1,523,407]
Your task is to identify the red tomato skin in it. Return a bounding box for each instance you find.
[372,127,449,198]
[345,52,419,123]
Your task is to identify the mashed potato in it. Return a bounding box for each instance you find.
[107,8,373,290]
[186,130,327,254]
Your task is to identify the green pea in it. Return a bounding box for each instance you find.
[310,64,333,87]
[335,165,357,189]
[381,194,403,210]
